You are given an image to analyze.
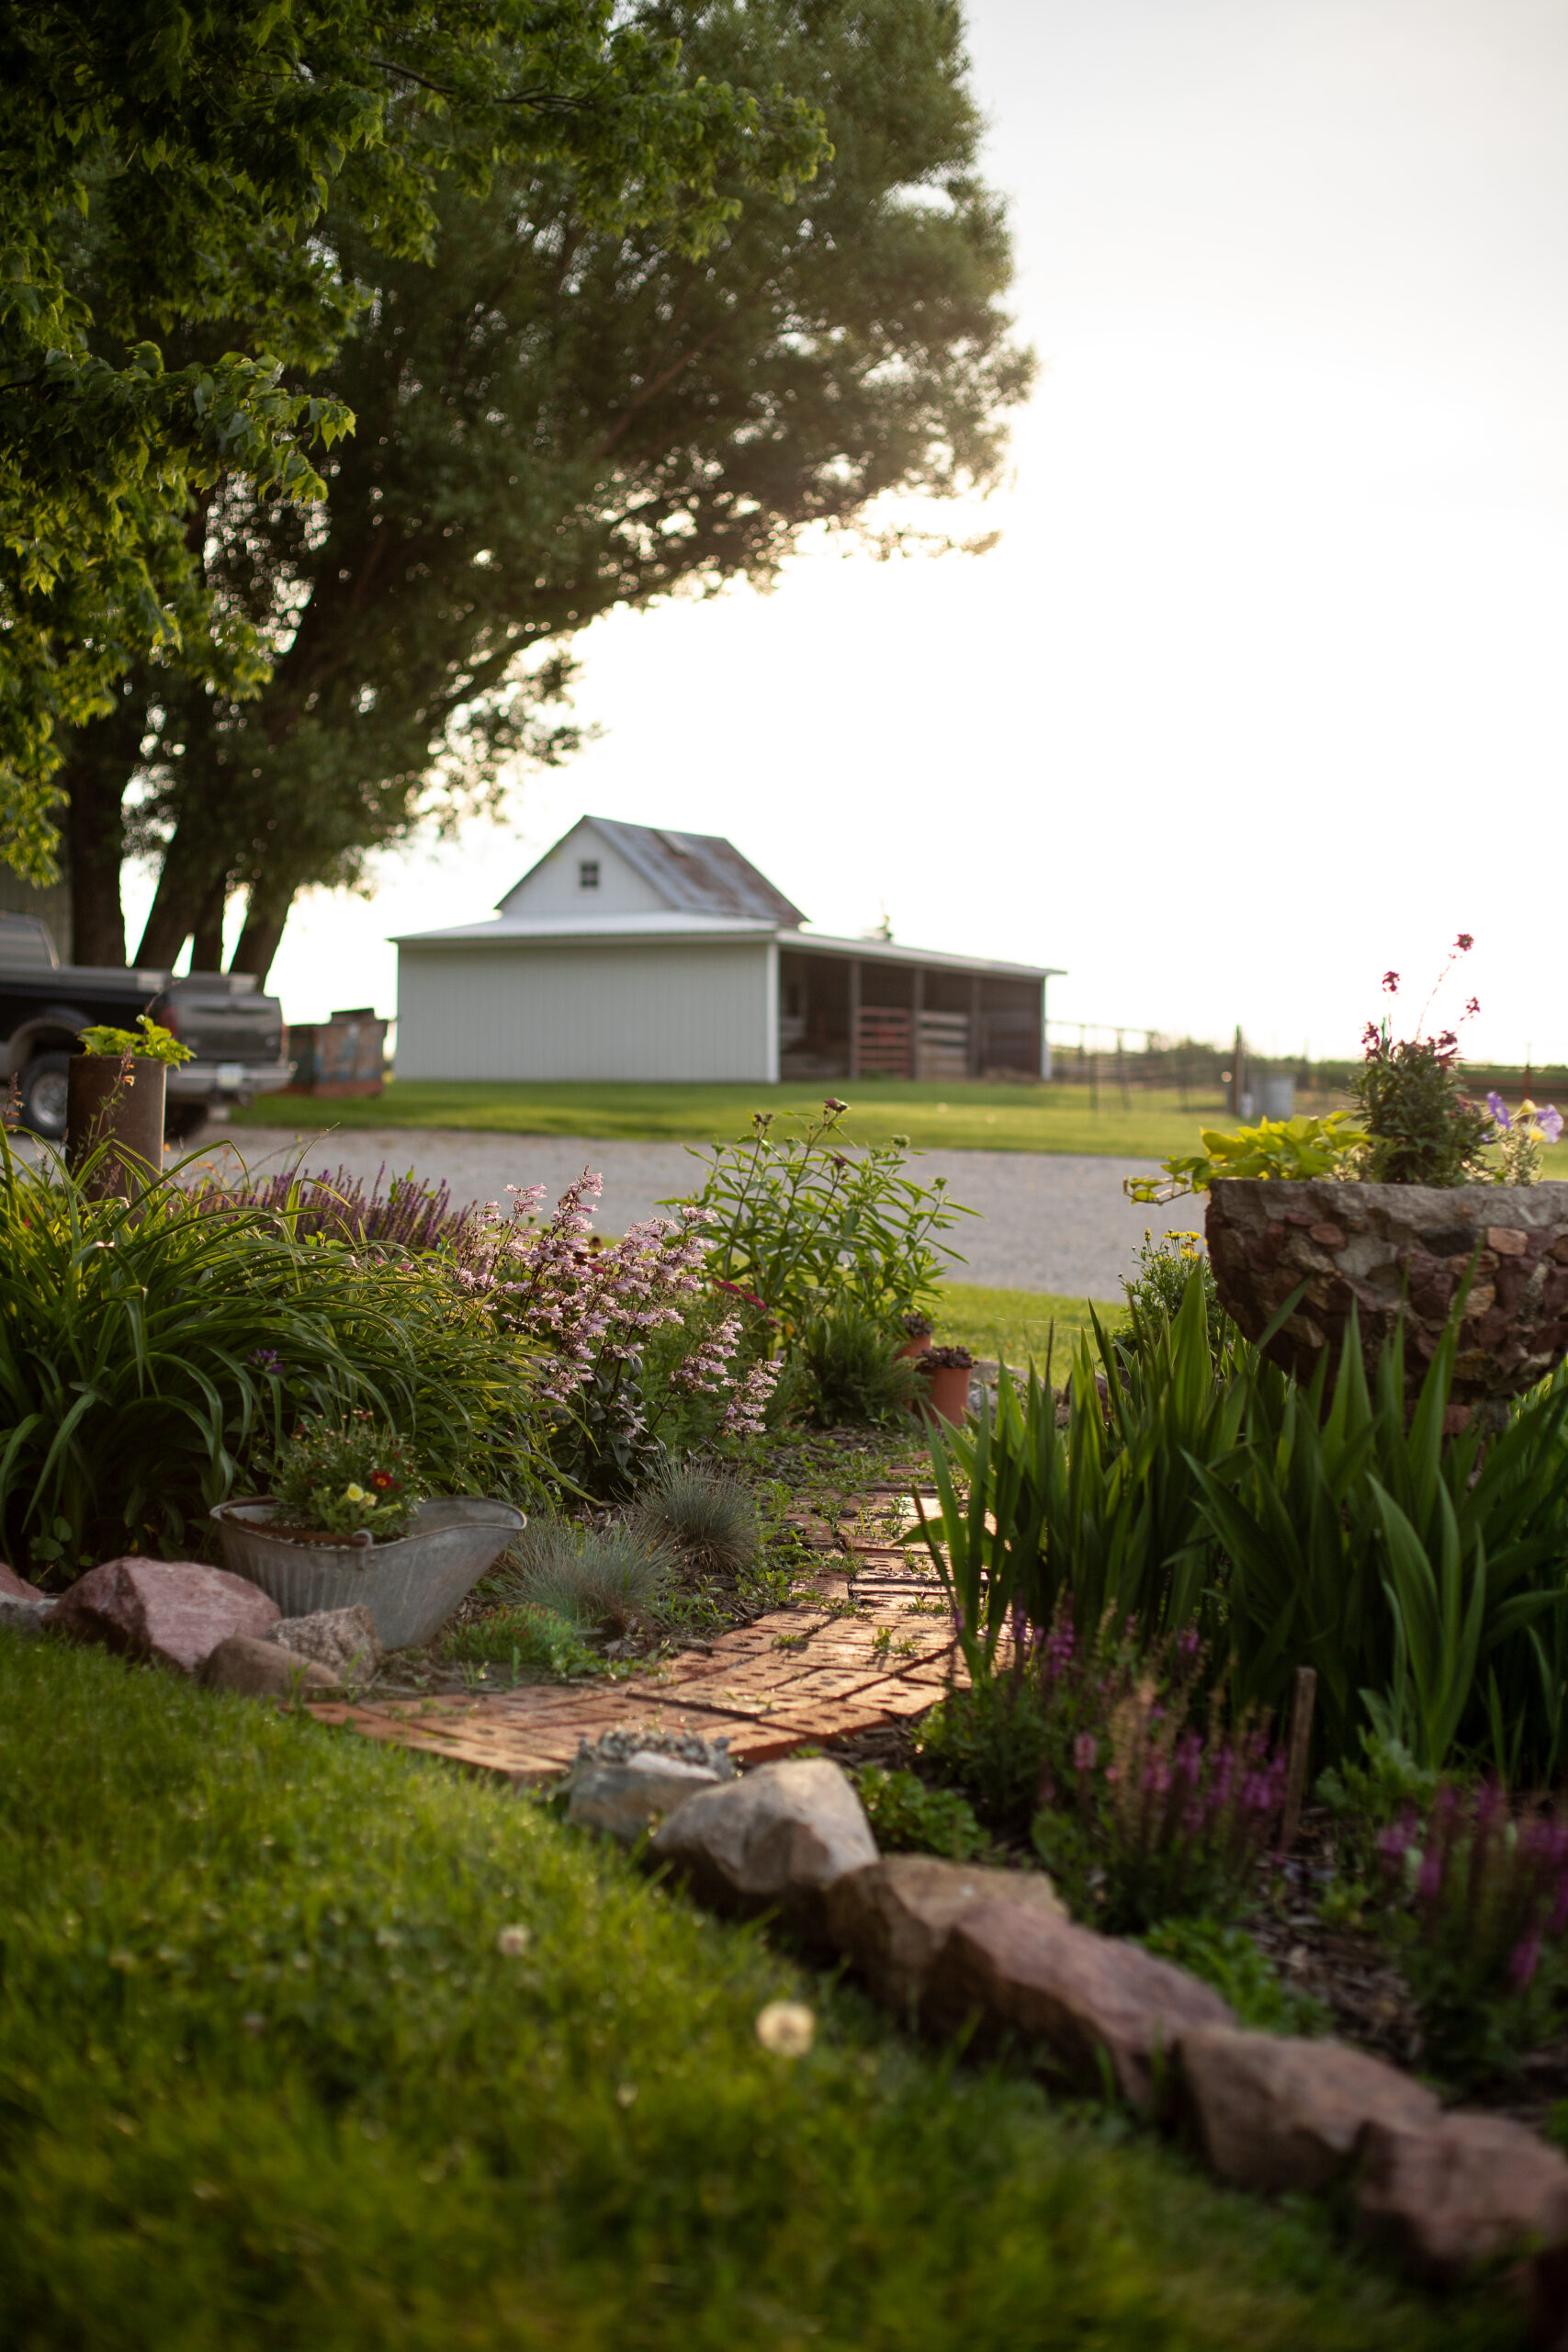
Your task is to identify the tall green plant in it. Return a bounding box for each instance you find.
[0,1136,547,1575]
[919,1262,1568,1781]
[674,1102,974,1341]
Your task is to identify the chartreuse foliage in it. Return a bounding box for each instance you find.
[0,1640,1512,2350]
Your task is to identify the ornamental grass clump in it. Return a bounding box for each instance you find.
[507,1517,676,1634]
[270,1416,424,1540]
[628,1460,759,1578]
[1373,1781,1568,2085]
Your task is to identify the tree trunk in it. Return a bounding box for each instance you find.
[230,869,297,987]
[189,876,229,974]
[61,681,149,966]
[133,827,227,970]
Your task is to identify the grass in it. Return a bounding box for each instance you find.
[0,1637,1514,2350]
[934,1280,1122,1366]
[235,1078,1229,1159]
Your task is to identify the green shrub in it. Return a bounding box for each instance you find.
[852,1765,988,1860]
[441,1603,600,1679]
[0,1138,547,1577]
[673,1101,973,1341]
[915,1679,1049,1831]
[795,1305,923,1428]
[1140,1920,1330,2036]
[270,1414,424,1539]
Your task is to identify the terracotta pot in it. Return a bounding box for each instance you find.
[1204,1177,1568,1413]
[897,1333,933,1360]
[66,1055,166,1199]
[917,1362,973,1426]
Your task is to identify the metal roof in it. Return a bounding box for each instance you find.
[392,912,1058,981]
[502,817,807,927]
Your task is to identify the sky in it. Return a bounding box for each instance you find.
[149,0,1568,1064]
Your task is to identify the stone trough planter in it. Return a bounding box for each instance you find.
[209,1497,525,1649]
[1204,1177,1568,1412]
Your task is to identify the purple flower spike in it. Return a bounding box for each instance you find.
[1487,1091,1511,1129]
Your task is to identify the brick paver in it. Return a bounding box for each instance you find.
[311,1494,963,1787]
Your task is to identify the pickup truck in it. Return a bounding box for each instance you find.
[0,914,294,1140]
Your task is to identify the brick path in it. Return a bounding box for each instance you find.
[310,1487,962,1787]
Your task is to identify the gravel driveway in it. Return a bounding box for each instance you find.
[187,1124,1198,1299]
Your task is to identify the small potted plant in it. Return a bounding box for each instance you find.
[915,1344,976,1426]
[210,1414,525,1649]
[1129,940,1568,1414]
[897,1310,935,1360]
[68,1016,193,1197]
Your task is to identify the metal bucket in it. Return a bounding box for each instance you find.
[209,1497,526,1650]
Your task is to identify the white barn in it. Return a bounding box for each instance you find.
[393,816,1061,1085]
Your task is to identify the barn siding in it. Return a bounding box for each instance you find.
[396,938,776,1080]
[498,824,666,919]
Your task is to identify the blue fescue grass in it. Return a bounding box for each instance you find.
[0,1639,1517,2351]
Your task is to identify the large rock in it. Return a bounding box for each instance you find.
[269,1605,382,1682]
[1356,2111,1568,2284]
[198,1635,340,1700]
[649,1758,878,1933]
[52,1557,279,1674]
[568,1751,721,1844]
[922,1898,1235,2108]
[1175,2026,1441,2193]
[825,1855,1067,2018]
[0,1563,46,1600]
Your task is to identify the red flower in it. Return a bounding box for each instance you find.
[369,1470,396,1491]
[1455,933,1474,953]
[1382,970,1400,994]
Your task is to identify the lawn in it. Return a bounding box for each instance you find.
[935,1279,1122,1364]
[235,1078,1228,1159]
[0,1638,1512,2352]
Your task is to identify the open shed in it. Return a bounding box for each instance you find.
[393,817,1062,1085]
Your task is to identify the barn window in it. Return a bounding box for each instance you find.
[579,859,600,889]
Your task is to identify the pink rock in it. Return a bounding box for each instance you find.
[1357,2111,1568,2284]
[922,1898,1235,2108]
[825,1855,1066,2019]
[1175,2027,1440,2193]
[53,1557,279,1674]
[0,1563,45,1601]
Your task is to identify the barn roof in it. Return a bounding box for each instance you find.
[502,817,807,927]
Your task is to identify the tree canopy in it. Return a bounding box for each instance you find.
[0,0,826,881]
[63,0,1031,979]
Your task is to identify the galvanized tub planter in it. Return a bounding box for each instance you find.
[209,1497,526,1650]
[1204,1177,1568,1414]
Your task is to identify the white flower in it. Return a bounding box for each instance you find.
[755,2000,815,2057]
[495,1924,532,1957]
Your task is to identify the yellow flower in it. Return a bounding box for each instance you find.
[343,1483,368,1504]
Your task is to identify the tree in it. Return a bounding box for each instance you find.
[99,0,1031,976]
[0,0,826,886]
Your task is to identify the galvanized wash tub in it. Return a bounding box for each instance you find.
[209,1497,526,1650]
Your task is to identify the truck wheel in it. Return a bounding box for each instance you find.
[17,1051,71,1141]
[163,1101,209,1143]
